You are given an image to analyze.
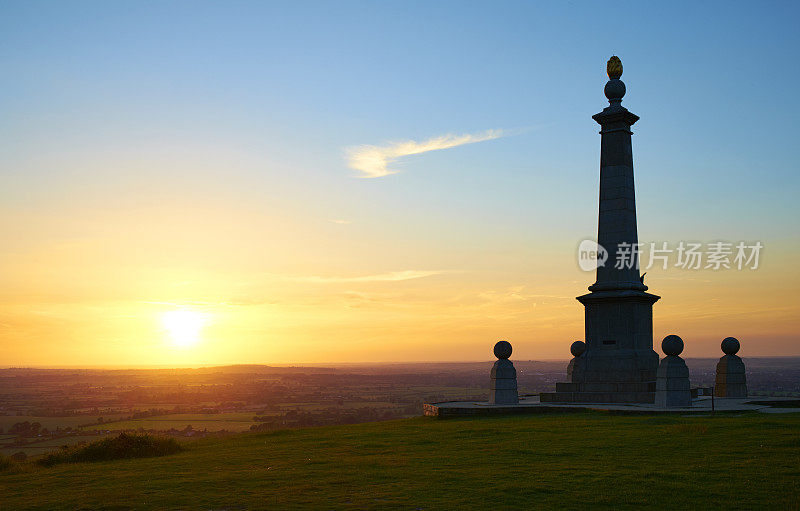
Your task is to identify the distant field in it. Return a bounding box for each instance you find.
[277,401,406,411]
[0,416,109,431]
[78,403,416,433]
[2,412,799,509]
[79,413,260,432]
[1,435,105,457]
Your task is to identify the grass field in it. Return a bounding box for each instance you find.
[2,411,799,510]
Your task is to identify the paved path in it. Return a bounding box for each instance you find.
[424,396,800,417]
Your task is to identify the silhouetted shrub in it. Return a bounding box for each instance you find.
[0,454,18,473]
[37,433,183,467]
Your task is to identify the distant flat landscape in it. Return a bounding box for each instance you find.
[2,359,798,459]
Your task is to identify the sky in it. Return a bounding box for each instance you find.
[1,1,798,366]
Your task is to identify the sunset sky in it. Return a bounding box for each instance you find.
[1,1,798,366]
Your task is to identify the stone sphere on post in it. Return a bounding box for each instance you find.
[662,335,684,357]
[721,337,740,356]
[604,79,626,101]
[493,340,512,360]
[570,341,586,358]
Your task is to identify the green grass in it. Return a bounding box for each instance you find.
[1,412,799,510]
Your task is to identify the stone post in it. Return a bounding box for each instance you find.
[654,335,691,408]
[489,341,518,405]
[714,337,747,398]
[567,341,586,382]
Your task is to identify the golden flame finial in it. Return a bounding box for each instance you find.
[607,56,623,79]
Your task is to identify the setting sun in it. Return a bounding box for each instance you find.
[162,310,207,348]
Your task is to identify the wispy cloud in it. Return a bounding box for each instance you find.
[296,270,445,283]
[346,129,505,178]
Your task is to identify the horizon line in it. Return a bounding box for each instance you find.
[3,355,800,371]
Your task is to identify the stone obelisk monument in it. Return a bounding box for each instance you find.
[542,57,659,403]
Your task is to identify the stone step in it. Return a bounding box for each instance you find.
[555,382,655,393]
[578,371,658,382]
[539,391,655,404]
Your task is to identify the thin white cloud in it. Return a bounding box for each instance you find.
[346,129,505,178]
[295,270,445,283]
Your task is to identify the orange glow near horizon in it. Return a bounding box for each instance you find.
[0,227,798,367]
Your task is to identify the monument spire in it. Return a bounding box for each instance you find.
[590,55,646,292]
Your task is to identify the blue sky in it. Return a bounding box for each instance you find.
[3,1,797,236]
[0,1,798,363]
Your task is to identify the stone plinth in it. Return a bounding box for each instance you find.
[715,355,747,398]
[654,357,691,407]
[490,359,518,405]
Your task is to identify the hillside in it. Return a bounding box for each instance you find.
[2,412,799,510]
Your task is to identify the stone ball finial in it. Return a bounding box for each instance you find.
[570,340,586,358]
[493,340,512,360]
[721,337,740,355]
[662,335,684,357]
[607,56,623,79]
[604,78,626,101]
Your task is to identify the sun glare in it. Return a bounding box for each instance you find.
[162,310,206,347]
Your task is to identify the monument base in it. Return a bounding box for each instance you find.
[540,286,660,404]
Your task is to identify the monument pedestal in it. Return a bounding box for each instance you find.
[541,290,660,404]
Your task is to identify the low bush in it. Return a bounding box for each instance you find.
[0,454,18,473]
[37,433,183,467]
